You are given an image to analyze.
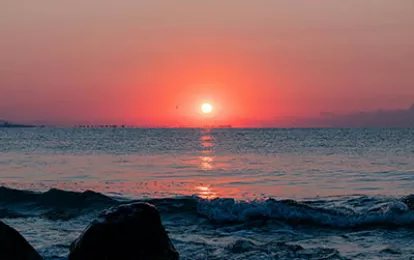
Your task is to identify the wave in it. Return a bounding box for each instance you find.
[0,186,116,207]
[196,198,414,229]
[0,208,29,219]
[1,186,414,229]
[0,186,117,220]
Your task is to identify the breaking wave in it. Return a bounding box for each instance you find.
[1,186,414,229]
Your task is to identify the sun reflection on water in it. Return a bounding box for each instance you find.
[199,130,215,171]
[200,156,213,171]
[196,185,217,199]
[200,135,215,148]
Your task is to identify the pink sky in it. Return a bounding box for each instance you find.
[1,1,414,126]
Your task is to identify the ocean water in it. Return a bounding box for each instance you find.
[1,128,414,259]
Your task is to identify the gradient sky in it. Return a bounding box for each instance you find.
[1,1,414,126]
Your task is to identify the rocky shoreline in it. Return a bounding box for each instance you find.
[1,203,178,260]
[2,193,414,260]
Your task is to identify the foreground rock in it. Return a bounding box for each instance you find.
[0,221,43,260]
[69,202,179,260]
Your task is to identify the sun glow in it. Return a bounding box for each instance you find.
[201,103,213,114]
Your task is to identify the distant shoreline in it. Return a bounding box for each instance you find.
[0,124,36,128]
[0,121,37,128]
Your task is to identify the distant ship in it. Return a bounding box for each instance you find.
[203,124,233,128]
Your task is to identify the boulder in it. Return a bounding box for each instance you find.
[0,220,43,260]
[69,202,179,260]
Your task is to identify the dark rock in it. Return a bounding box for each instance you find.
[401,195,414,210]
[69,202,179,260]
[0,221,43,260]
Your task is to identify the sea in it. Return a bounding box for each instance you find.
[1,128,414,259]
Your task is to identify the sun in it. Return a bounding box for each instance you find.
[201,103,213,114]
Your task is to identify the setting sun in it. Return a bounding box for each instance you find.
[201,103,213,114]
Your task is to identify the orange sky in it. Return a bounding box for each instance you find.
[1,1,414,126]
